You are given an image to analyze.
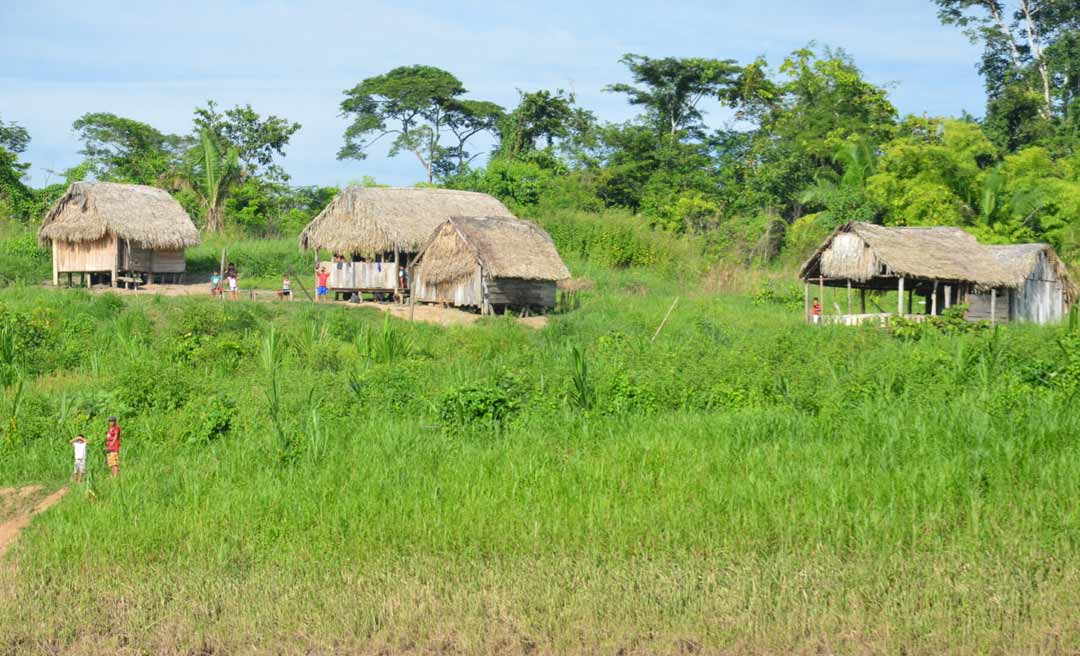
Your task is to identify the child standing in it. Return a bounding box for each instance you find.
[210,270,222,298]
[315,267,330,303]
[811,297,822,324]
[105,416,121,478]
[227,271,239,301]
[277,275,292,301]
[70,434,88,483]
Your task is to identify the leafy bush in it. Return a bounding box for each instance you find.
[439,383,519,427]
[182,395,236,445]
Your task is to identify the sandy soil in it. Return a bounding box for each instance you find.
[0,485,68,560]
[75,282,549,328]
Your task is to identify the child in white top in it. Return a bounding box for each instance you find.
[70,434,88,483]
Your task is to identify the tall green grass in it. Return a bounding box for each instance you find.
[1,271,1079,653]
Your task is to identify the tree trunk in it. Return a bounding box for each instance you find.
[206,204,224,233]
[1019,0,1053,119]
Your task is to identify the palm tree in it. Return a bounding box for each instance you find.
[177,129,241,233]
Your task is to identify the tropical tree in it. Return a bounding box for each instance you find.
[0,116,34,220]
[605,54,742,141]
[193,101,301,181]
[71,113,185,185]
[176,130,241,233]
[338,65,500,183]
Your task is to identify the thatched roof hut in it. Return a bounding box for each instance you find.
[297,187,513,258]
[987,244,1077,304]
[800,221,1075,325]
[412,215,570,314]
[38,181,199,250]
[800,222,1010,289]
[38,182,199,287]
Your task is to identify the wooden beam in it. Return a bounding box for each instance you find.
[804,284,810,323]
[907,287,913,314]
[51,242,59,287]
[944,284,951,309]
[860,289,866,314]
[818,276,825,316]
[897,277,905,315]
[846,280,852,315]
[931,280,938,316]
[990,288,997,325]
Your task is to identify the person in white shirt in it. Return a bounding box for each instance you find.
[70,434,88,483]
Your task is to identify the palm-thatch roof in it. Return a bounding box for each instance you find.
[988,243,1077,303]
[38,181,199,250]
[801,222,1017,289]
[297,187,513,257]
[414,215,571,286]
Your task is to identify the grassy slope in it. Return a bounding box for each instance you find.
[0,257,1079,653]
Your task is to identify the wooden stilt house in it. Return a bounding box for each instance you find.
[799,221,1075,325]
[38,182,199,287]
[297,187,514,300]
[411,215,571,315]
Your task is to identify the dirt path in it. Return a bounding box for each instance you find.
[0,485,69,560]
[72,282,549,328]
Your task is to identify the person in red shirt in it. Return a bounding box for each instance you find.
[811,297,822,325]
[315,267,330,303]
[105,416,121,478]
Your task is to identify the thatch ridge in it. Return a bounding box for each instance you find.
[297,187,513,257]
[800,222,1017,289]
[415,215,570,286]
[38,181,199,250]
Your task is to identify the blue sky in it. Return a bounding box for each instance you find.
[1,0,985,188]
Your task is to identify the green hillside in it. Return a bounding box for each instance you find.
[1,252,1079,653]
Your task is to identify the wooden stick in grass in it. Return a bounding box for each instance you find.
[651,297,680,342]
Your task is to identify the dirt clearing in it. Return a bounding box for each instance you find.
[73,282,549,328]
[0,485,68,560]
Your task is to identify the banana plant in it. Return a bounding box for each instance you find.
[176,129,241,233]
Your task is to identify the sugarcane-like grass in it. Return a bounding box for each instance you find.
[1,261,1078,654]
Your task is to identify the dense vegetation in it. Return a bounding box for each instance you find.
[1,258,1080,652]
[3,2,1080,653]
[3,2,1080,269]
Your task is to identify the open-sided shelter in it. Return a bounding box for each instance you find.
[799,221,1075,325]
[297,187,513,299]
[411,215,571,314]
[38,182,199,287]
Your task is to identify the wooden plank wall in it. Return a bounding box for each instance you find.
[323,261,398,290]
[967,290,1011,323]
[486,278,557,309]
[1013,253,1065,324]
[150,250,186,273]
[54,236,117,273]
[412,267,484,307]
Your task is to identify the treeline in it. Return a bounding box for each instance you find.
[2,1,1079,265]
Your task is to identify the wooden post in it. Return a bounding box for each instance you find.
[907,288,913,314]
[931,280,938,316]
[846,280,852,316]
[990,288,997,325]
[860,289,866,314]
[51,242,59,287]
[818,276,825,317]
[110,237,118,288]
[944,284,951,309]
[804,283,810,322]
[897,277,905,315]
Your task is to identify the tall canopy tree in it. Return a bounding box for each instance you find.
[193,101,301,181]
[934,0,1080,148]
[71,113,184,185]
[0,116,34,220]
[338,66,500,183]
[605,54,742,140]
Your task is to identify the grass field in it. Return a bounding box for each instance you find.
[1,252,1079,654]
